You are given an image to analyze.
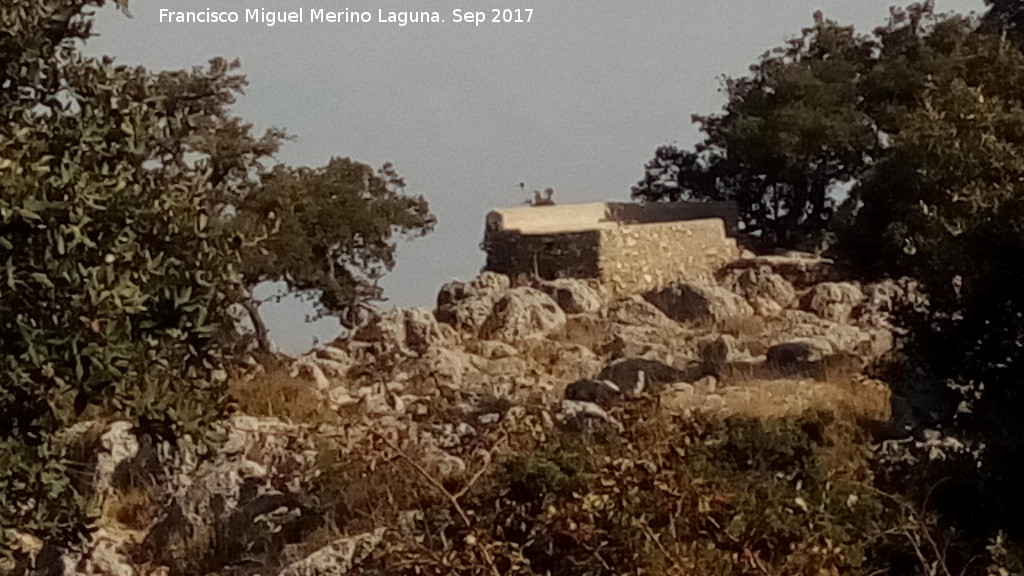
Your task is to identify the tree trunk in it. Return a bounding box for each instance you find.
[242,297,272,354]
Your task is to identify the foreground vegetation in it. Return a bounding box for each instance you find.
[0,0,432,557]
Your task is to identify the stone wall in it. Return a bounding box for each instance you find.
[484,230,602,280]
[483,201,741,296]
[598,219,739,296]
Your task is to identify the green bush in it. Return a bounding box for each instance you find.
[386,409,1014,576]
[0,0,268,553]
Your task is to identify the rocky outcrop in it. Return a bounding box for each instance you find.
[767,339,834,369]
[354,306,447,355]
[720,253,835,287]
[142,415,321,573]
[275,529,386,576]
[435,272,511,334]
[699,334,752,372]
[800,282,865,324]
[720,265,797,316]
[536,278,604,314]
[480,287,566,343]
[644,282,754,324]
[38,252,906,576]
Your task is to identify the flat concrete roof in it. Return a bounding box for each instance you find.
[486,201,739,235]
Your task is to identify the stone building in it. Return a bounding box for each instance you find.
[482,201,741,297]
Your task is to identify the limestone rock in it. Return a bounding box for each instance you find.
[436,272,511,334]
[480,287,566,343]
[720,265,797,310]
[604,295,674,327]
[557,400,624,434]
[464,339,519,359]
[767,339,833,370]
[403,307,446,353]
[699,335,750,371]
[276,529,386,576]
[644,282,754,324]
[537,278,603,314]
[720,253,835,287]
[354,307,445,355]
[800,282,865,324]
[779,310,893,360]
[95,422,138,500]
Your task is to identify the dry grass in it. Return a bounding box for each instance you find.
[660,375,890,422]
[716,314,767,338]
[228,366,340,426]
[102,483,161,533]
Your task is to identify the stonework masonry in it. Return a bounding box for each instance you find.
[483,202,740,297]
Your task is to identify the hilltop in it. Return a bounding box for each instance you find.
[12,250,980,576]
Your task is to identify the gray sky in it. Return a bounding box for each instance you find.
[87,0,985,354]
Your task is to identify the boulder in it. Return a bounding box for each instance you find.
[276,529,386,576]
[536,278,603,314]
[720,253,835,287]
[435,272,511,334]
[480,287,566,343]
[354,307,445,355]
[557,400,624,434]
[779,310,893,360]
[464,339,519,359]
[95,422,138,500]
[353,308,408,352]
[597,357,688,396]
[644,282,754,324]
[143,416,319,573]
[403,307,446,353]
[699,335,751,371]
[720,265,797,310]
[766,339,833,371]
[605,296,674,327]
[800,282,864,324]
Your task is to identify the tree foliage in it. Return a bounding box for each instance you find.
[0,0,433,551]
[637,0,1024,534]
[235,158,434,331]
[849,76,1024,533]
[633,4,1018,249]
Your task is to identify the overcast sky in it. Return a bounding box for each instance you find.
[86,0,985,353]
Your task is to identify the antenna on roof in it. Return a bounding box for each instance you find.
[519,182,557,207]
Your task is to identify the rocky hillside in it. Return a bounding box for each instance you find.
[15,252,939,576]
